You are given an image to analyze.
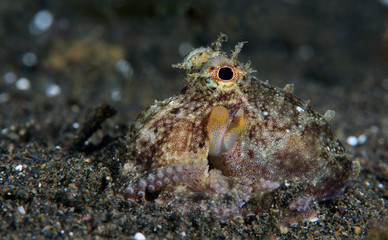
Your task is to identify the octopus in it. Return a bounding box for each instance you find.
[115,34,360,225]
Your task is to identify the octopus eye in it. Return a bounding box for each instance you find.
[217,67,234,81]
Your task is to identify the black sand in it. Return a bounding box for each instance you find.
[1,1,387,239]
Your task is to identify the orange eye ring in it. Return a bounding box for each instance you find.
[218,67,234,81]
[212,65,239,83]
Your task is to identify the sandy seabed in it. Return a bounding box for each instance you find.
[1,1,387,239]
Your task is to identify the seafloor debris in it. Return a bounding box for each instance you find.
[72,104,117,151]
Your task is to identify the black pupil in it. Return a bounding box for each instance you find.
[218,67,234,81]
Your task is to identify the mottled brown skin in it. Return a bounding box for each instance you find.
[210,78,353,200]
[118,34,356,223]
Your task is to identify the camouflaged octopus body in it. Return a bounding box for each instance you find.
[118,34,358,223]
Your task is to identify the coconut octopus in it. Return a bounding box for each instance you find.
[115,34,359,225]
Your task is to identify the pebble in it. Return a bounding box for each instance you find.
[15,78,31,91]
[346,136,358,146]
[18,206,26,215]
[346,135,368,146]
[15,164,23,171]
[134,232,146,240]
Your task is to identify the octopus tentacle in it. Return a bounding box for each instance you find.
[121,163,256,222]
[158,169,255,222]
[207,171,253,221]
[122,164,207,200]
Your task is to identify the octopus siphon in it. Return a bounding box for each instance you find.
[115,34,360,226]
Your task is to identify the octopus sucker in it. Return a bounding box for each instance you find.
[116,34,358,226]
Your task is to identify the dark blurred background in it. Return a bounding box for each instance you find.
[0,0,387,145]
